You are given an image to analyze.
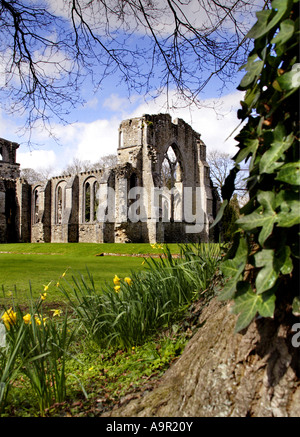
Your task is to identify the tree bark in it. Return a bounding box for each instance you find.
[103,298,300,417]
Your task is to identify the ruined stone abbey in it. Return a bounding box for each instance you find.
[0,114,219,244]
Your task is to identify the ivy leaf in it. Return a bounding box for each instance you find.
[246,9,273,39]
[238,57,264,90]
[292,296,300,316]
[219,238,248,301]
[275,66,300,91]
[235,139,259,165]
[254,246,293,294]
[236,191,277,246]
[211,199,228,228]
[232,282,276,332]
[219,261,245,301]
[256,191,277,245]
[246,0,293,40]
[254,249,279,294]
[259,125,294,174]
[221,166,240,201]
[276,191,300,227]
[275,246,293,275]
[276,161,300,185]
[271,19,295,48]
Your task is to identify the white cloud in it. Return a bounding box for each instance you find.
[50,118,120,166]
[17,149,57,171]
[45,0,259,39]
[74,119,120,162]
[127,90,243,157]
[103,94,132,112]
[13,89,243,175]
[51,90,243,171]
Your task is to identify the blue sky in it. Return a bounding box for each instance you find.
[0,0,253,175]
[1,75,245,176]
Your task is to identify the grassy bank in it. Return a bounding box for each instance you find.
[0,243,179,304]
[0,242,222,416]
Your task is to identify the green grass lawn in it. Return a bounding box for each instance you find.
[0,243,180,305]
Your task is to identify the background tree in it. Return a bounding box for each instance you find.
[61,157,93,175]
[61,154,118,175]
[206,149,248,241]
[207,149,248,204]
[93,154,118,169]
[20,166,53,184]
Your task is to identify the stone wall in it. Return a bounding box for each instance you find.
[0,138,22,243]
[0,114,220,245]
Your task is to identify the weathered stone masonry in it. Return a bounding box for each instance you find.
[0,114,219,244]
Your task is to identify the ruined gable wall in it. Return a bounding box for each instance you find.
[0,114,218,245]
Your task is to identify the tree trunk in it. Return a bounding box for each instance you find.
[102,298,300,417]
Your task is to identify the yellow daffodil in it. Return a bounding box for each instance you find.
[56,281,60,287]
[114,285,121,293]
[23,313,31,325]
[34,316,41,326]
[43,282,51,292]
[124,277,132,286]
[40,292,47,301]
[34,315,47,326]
[113,275,121,285]
[51,309,62,317]
[142,259,145,265]
[1,308,17,330]
[61,268,69,278]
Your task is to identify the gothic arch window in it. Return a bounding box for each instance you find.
[0,147,3,161]
[160,145,184,222]
[119,130,124,148]
[93,181,99,221]
[129,172,138,190]
[83,177,97,223]
[85,182,91,222]
[33,187,41,224]
[56,181,66,224]
[161,145,183,188]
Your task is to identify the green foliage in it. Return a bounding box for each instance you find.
[0,243,163,304]
[221,194,240,242]
[0,243,218,416]
[219,0,300,331]
[0,294,76,415]
[60,243,222,349]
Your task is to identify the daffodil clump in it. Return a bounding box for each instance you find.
[151,243,164,250]
[1,288,62,332]
[1,266,69,333]
[1,308,17,330]
[113,275,133,292]
[0,269,75,415]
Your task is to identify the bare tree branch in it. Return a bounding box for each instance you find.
[0,0,268,141]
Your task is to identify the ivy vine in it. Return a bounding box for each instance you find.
[217,0,300,332]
